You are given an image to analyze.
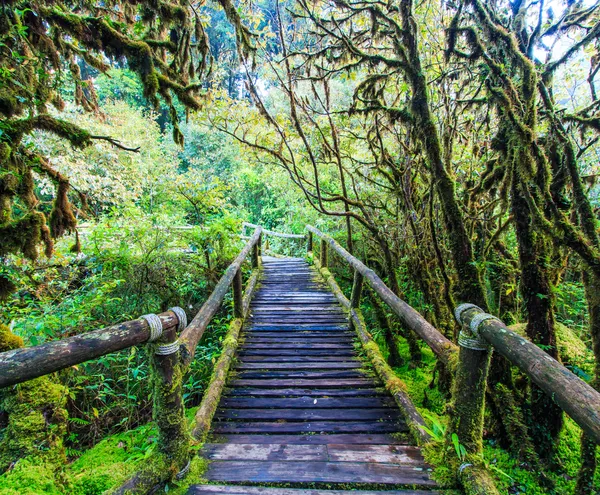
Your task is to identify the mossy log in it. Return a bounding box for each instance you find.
[460,306,600,445]
[193,269,258,441]
[192,318,243,441]
[0,311,179,388]
[307,226,458,365]
[313,258,431,446]
[179,227,262,366]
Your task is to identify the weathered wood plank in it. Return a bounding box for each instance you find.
[238,356,360,362]
[236,362,361,370]
[236,371,368,379]
[211,421,405,434]
[224,388,386,397]
[205,460,435,485]
[220,397,396,409]
[242,344,355,350]
[202,443,328,461]
[215,408,400,421]
[229,379,378,388]
[326,444,426,465]
[210,433,408,445]
[188,485,441,495]
[243,338,354,344]
[238,349,356,357]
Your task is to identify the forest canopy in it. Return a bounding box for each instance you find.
[1,0,600,494]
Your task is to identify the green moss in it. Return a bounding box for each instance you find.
[68,423,159,494]
[0,375,68,472]
[0,324,23,351]
[0,456,63,495]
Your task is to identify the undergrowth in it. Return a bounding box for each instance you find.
[0,407,208,495]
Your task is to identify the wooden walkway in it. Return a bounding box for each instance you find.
[190,257,439,494]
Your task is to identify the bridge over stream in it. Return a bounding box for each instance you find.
[0,225,599,495]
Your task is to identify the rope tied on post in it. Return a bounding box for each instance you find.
[455,303,491,351]
[154,307,187,355]
[141,313,163,342]
[170,306,188,332]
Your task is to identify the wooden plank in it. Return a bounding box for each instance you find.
[210,433,409,445]
[238,349,356,356]
[243,327,350,333]
[242,344,354,350]
[236,362,361,370]
[326,444,426,465]
[251,306,345,311]
[204,461,435,485]
[225,388,386,397]
[211,421,405,434]
[220,397,396,408]
[243,338,354,344]
[215,408,400,421]
[188,485,441,495]
[239,356,360,362]
[229,379,378,388]
[236,371,368,379]
[201,443,425,465]
[202,443,328,461]
[243,332,354,338]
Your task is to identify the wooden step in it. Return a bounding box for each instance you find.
[224,388,387,397]
[214,407,400,421]
[209,433,409,444]
[188,485,441,495]
[202,443,426,464]
[219,397,395,408]
[203,460,435,485]
[211,421,405,434]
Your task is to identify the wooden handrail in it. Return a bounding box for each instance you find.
[306,225,458,364]
[458,305,600,445]
[179,226,263,366]
[243,222,305,239]
[0,311,180,389]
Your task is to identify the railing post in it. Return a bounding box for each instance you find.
[350,270,364,308]
[349,270,364,331]
[233,269,244,318]
[252,234,260,268]
[320,238,328,267]
[447,304,499,493]
[307,230,313,253]
[150,309,190,478]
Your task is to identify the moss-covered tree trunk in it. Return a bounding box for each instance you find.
[511,171,562,458]
[576,272,600,494]
[397,0,487,310]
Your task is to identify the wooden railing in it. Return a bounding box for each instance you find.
[3,222,599,493]
[304,224,600,493]
[0,226,264,494]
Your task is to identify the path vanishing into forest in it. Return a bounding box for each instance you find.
[2,225,599,495]
[189,256,441,494]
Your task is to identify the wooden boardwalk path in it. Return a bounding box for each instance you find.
[189,257,439,494]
